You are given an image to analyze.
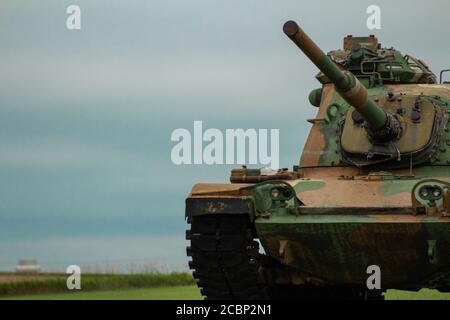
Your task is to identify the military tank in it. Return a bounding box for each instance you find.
[185,20,450,300]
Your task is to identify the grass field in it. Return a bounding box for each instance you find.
[3,285,450,300]
[0,272,195,296]
[386,289,450,300]
[2,285,203,300]
[1,271,450,300]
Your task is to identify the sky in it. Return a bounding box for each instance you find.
[1,0,449,271]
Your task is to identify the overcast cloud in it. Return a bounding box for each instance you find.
[1,0,449,270]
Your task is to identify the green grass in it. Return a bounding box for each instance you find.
[2,272,450,300]
[0,273,195,297]
[2,285,202,300]
[385,288,450,300]
[4,286,450,300]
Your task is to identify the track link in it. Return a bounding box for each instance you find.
[186,214,268,300]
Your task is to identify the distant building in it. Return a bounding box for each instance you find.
[15,259,41,273]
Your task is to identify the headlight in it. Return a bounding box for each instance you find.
[420,188,429,198]
[418,185,443,201]
[432,188,442,198]
[270,188,280,199]
[269,186,294,201]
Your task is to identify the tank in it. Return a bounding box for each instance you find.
[185,20,450,300]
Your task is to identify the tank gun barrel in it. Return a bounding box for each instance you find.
[283,20,400,141]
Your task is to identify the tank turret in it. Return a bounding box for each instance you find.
[283,20,447,169]
[283,20,401,142]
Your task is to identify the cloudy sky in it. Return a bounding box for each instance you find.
[1,0,449,271]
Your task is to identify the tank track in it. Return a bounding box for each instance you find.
[186,214,269,300]
[186,213,384,300]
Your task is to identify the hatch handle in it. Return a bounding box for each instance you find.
[439,69,450,84]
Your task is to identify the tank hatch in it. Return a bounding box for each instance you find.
[316,36,437,85]
[343,35,379,51]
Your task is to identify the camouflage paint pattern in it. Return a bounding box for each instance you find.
[256,214,450,288]
[300,84,450,168]
[185,21,450,291]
